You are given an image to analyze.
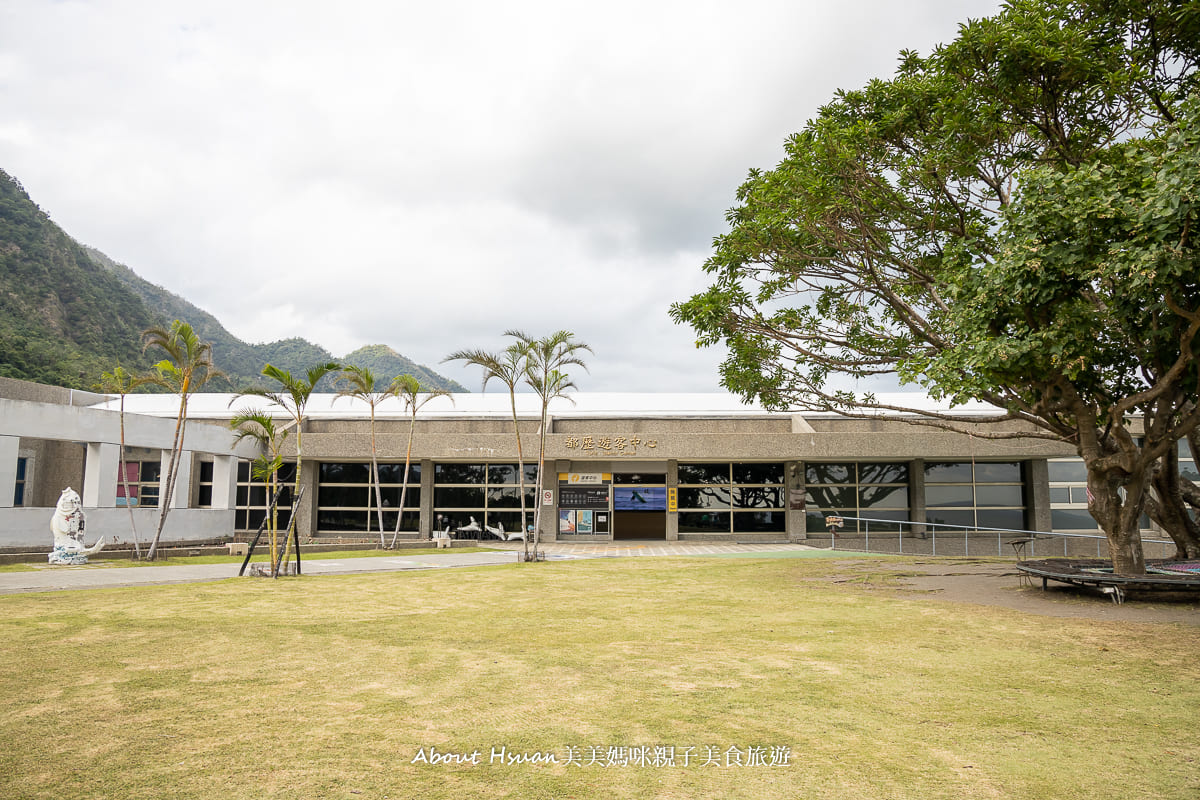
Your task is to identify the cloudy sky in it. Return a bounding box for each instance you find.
[1,0,1001,393]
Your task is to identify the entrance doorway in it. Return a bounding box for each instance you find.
[613,510,666,540]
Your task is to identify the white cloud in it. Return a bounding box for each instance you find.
[0,0,1003,391]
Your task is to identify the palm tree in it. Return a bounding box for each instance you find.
[443,343,532,559]
[507,330,591,559]
[97,364,154,559]
[142,321,224,560]
[334,365,389,546]
[237,361,340,564]
[229,410,289,575]
[389,374,452,548]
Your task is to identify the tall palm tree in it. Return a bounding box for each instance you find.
[229,410,289,576]
[97,364,154,559]
[389,374,452,548]
[507,330,591,558]
[237,361,340,564]
[334,365,389,546]
[142,321,223,560]
[443,343,532,558]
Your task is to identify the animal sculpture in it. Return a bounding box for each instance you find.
[48,488,105,565]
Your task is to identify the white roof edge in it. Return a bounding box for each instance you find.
[88,391,1008,419]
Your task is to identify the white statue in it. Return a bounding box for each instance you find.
[48,488,105,565]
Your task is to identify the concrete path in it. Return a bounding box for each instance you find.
[0,542,824,595]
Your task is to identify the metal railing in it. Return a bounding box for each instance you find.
[809,516,1176,560]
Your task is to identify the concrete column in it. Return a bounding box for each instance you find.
[0,435,19,509]
[909,459,926,536]
[539,460,567,543]
[786,460,805,541]
[665,460,679,541]
[419,459,434,538]
[1026,459,1051,533]
[83,443,120,508]
[296,459,319,538]
[211,455,237,510]
[165,450,193,509]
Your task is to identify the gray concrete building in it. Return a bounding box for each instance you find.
[7,376,1186,553]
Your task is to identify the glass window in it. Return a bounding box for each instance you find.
[924,485,974,507]
[678,511,731,533]
[806,463,854,484]
[434,486,485,508]
[858,485,908,509]
[678,487,732,509]
[13,457,26,506]
[858,463,908,484]
[435,463,486,483]
[805,486,856,509]
[612,473,665,485]
[677,463,729,484]
[923,462,975,483]
[973,462,1022,483]
[1051,509,1100,531]
[1048,460,1088,482]
[732,486,784,509]
[732,463,784,484]
[733,511,786,533]
[974,484,1025,507]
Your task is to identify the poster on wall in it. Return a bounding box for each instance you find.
[559,510,576,534]
[577,510,593,533]
[613,486,667,511]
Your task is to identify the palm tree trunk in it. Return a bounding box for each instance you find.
[147,393,188,560]
[117,395,142,559]
[510,386,529,561]
[371,406,385,546]
[278,426,304,569]
[390,413,416,548]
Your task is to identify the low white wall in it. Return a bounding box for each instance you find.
[0,507,236,550]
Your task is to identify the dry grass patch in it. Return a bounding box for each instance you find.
[1,557,1197,799]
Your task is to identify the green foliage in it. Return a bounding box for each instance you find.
[0,169,159,387]
[670,0,1200,571]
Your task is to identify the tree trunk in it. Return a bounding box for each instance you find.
[1148,447,1200,560]
[1088,469,1147,576]
[370,406,385,545]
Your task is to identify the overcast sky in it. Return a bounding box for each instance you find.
[1,0,1002,393]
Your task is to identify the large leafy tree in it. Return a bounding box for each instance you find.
[671,0,1200,575]
[445,342,534,559]
[508,330,591,559]
[141,320,223,560]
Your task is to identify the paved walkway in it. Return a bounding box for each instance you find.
[0,542,824,594]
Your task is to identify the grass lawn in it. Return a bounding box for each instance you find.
[1,556,1197,799]
[0,547,501,572]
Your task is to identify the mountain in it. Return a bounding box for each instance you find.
[0,168,466,393]
[0,170,159,387]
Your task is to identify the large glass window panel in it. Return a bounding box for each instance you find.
[378,463,421,484]
[972,462,1022,482]
[435,463,486,484]
[1181,461,1199,482]
[732,463,785,485]
[805,487,856,509]
[974,484,1025,507]
[1052,509,1101,530]
[732,486,784,509]
[378,487,421,509]
[856,509,910,531]
[487,487,535,508]
[975,509,1026,530]
[678,487,732,509]
[677,463,730,484]
[198,461,214,481]
[487,511,529,534]
[1048,460,1088,482]
[733,511,786,532]
[805,463,854,484]
[925,509,976,528]
[925,485,974,507]
[433,486,485,508]
[924,462,974,483]
[858,463,909,484]
[319,462,371,484]
[1069,487,1091,504]
[1050,487,1070,503]
[859,485,908,509]
[678,511,731,533]
[612,472,665,485]
[318,485,370,507]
